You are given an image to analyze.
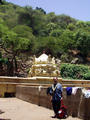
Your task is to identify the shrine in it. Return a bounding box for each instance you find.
[28,53,60,77]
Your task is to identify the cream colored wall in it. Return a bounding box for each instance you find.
[0,84,16,97]
[0,76,90,97]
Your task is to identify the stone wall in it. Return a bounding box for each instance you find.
[16,85,52,109]
[0,76,90,97]
[0,76,90,85]
[16,85,90,120]
[0,84,16,97]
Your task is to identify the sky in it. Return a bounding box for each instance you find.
[6,0,90,21]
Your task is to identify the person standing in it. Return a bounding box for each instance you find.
[49,77,63,118]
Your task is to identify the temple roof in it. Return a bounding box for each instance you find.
[35,53,48,62]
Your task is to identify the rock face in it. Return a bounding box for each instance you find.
[71,58,79,64]
[28,53,60,77]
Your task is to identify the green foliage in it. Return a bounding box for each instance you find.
[33,36,63,57]
[0,23,8,39]
[60,63,90,80]
[67,23,76,31]
[76,21,88,28]
[50,29,63,37]
[36,7,46,14]
[2,31,17,49]
[60,30,75,52]
[0,52,8,64]
[2,30,32,52]
[74,29,90,58]
[12,25,33,39]
[60,53,72,62]
[33,36,57,55]
[0,1,90,63]
[83,71,90,80]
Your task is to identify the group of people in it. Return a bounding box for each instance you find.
[47,77,67,119]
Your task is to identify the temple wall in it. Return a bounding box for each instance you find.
[16,85,90,120]
[0,84,16,97]
[0,76,90,119]
[0,76,90,97]
[16,85,52,109]
[0,76,90,85]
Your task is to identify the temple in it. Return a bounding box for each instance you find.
[28,53,60,77]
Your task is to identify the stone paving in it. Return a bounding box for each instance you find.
[0,98,82,120]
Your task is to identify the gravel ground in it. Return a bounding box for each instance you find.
[0,98,82,120]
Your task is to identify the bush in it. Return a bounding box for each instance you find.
[83,71,90,80]
[60,63,90,80]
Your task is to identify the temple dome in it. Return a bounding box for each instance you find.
[35,53,48,62]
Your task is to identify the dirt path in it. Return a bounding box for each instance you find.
[0,98,81,120]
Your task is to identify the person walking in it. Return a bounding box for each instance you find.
[49,77,63,118]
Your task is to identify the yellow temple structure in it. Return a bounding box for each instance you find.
[28,53,60,77]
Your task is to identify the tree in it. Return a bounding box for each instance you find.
[17,6,33,26]
[36,7,46,14]
[50,29,63,37]
[60,30,75,52]
[76,21,88,28]
[0,23,8,40]
[33,36,62,57]
[31,10,47,35]
[1,29,33,74]
[18,6,47,35]
[12,25,33,38]
[53,14,77,29]
[67,23,76,31]
[46,22,57,35]
[46,12,56,22]
[12,25,35,52]
[74,29,90,60]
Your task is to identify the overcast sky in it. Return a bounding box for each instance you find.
[6,0,90,21]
